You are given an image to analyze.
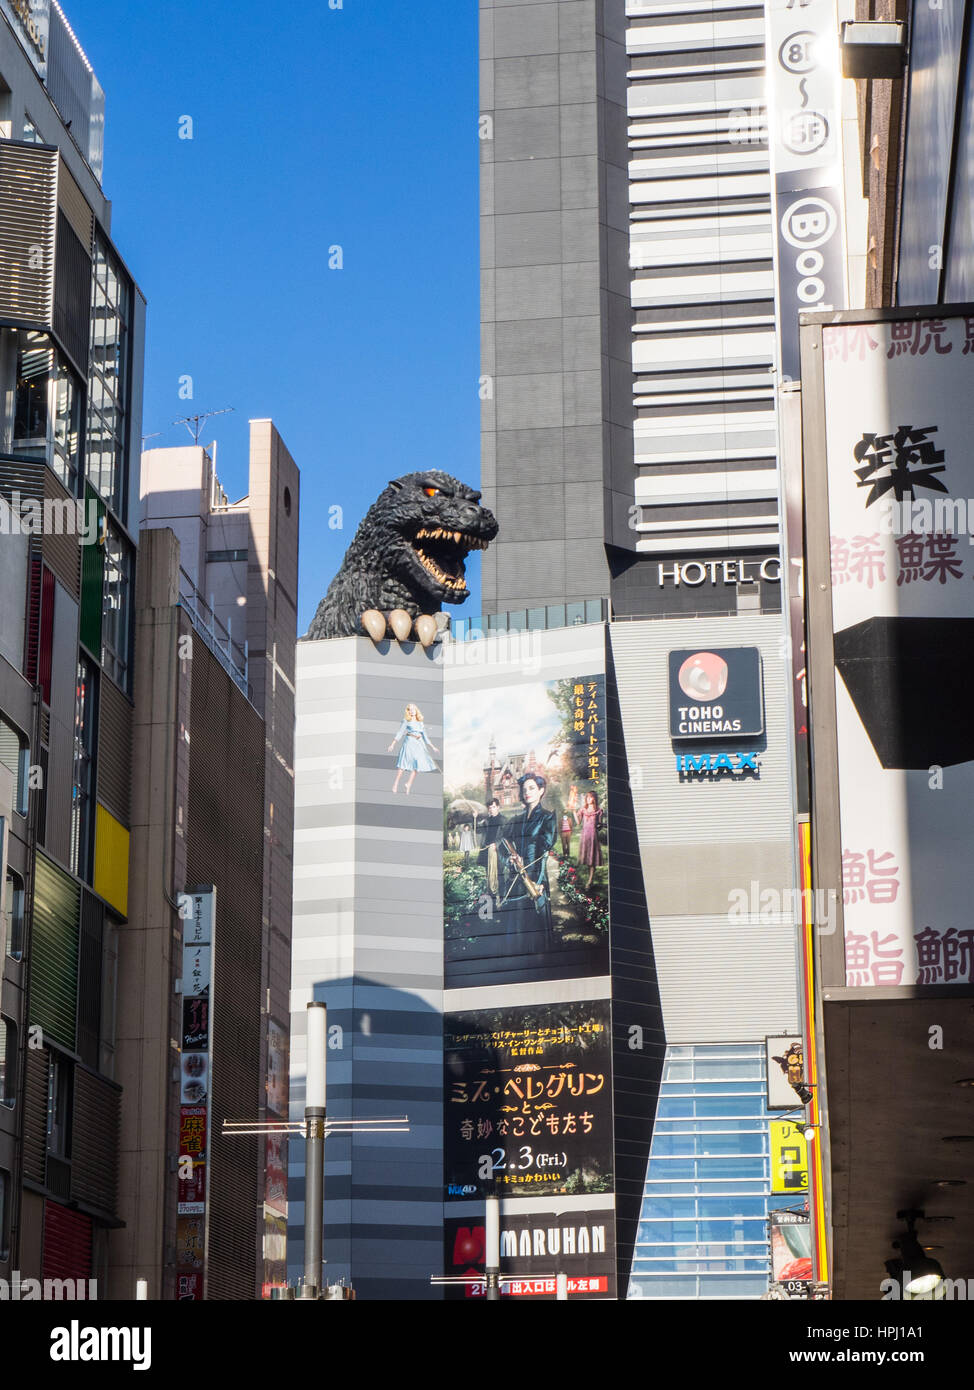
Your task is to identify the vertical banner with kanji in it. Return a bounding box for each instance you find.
[176,888,216,1298]
[807,310,974,987]
[770,1120,810,1196]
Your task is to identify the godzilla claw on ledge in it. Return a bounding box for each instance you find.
[360,609,442,647]
[305,470,498,642]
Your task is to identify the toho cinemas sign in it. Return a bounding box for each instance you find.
[668,647,765,780]
[668,648,764,739]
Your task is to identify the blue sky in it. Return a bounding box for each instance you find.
[71,0,481,632]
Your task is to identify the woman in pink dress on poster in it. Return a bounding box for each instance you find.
[574,789,603,890]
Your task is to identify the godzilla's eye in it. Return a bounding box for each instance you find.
[423,487,440,498]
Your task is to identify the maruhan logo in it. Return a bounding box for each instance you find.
[50,1321,151,1372]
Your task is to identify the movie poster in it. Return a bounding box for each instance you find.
[443,673,609,987]
[444,1000,613,1201]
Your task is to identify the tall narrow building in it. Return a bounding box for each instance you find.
[0,1,146,1290]
[115,423,299,1298]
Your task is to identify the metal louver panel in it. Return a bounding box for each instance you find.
[52,209,91,375]
[55,160,93,254]
[187,643,266,1299]
[42,1202,92,1281]
[42,469,81,600]
[0,458,45,500]
[23,1047,50,1186]
[24,547,43,685]
[30,853,80,1052]
[71,1065,120,1217]
[0,143,57,324]
[77,892,103,1069]
[96,677,132,825]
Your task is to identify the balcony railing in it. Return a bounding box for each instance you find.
[177,566,251,702]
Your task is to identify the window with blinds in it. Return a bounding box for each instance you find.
[0,715,28,815]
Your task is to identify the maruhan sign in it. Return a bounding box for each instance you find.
[500,1221,607,1259]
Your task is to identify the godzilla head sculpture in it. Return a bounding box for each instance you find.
[306,469,498,642]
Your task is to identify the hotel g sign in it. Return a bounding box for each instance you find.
[657,556,780,588]
[2,0,49,73]
[668,647,764,740]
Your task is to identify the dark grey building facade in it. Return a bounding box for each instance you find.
[480,0,635,612]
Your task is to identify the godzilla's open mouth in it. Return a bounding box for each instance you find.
[411,526,488,594]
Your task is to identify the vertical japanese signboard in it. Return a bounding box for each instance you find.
[769,1208,813,1291]
[767,0,846,385]
[803,308,974,988]
[770,1120,810,1195]
[176,888,215,1299]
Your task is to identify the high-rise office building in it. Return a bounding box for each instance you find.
[476,0,812,1299]
[0,1,145,1289]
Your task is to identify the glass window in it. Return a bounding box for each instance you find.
[52,358,81,491]
[692,1057,764,1080]
[70,658,97,878]
[9,330,83,492]
[5,869,24,959]
[0,1168,8,1262]
[86,232,130,512]
[101,521,132,692]
[630,1043,778,1299]
[22,115,43,144]
[0,716,29,816]
[13,332,52,453]
[0,1017,14,1105]
[46,1053,71,1158]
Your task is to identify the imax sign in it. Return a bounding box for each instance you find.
[676,752,760,778]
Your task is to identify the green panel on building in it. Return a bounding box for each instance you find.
[31,854,80,1051]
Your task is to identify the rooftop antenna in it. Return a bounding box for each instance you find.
[172,406,235,444]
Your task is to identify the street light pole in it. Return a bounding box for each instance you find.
[485,1194,500,1302]
[304,1002,327,1297]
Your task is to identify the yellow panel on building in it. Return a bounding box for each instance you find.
[770,1120,810,1196]
[94,803,129,917]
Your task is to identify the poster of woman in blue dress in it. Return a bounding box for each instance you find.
[389,703,439,794]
